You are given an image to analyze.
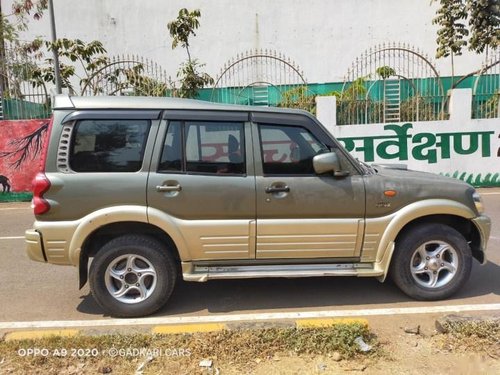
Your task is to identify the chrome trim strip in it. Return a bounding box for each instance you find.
[182,263,381,281]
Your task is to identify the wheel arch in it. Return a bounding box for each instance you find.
[79,221,181,289]
[374,199,480,281]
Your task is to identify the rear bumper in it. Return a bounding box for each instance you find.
[25,229,47,263]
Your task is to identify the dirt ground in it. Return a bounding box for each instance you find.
[198,313,500,375]
[238,314,500,375]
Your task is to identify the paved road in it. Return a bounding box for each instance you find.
[0,190,499,324]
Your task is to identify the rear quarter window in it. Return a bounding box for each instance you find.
[69,119,151,172]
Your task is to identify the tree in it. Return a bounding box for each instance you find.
[27,38,171,97]
[467,0,500,58]
[167,8,213,98]
[376,66,397,79]
[1,1,47,96]
[28,38,108,95]
[1,0,47,41]
[433,0,469,81]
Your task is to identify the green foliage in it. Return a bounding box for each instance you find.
[107,64,171,97]
[433,0,469,59]
[278,85,316,113]
[376,66,396,79]
[400,95,443,121]
[167,8,213,98]
[176,59,214,98]
[340,76,369,100]
[0,0,47,42]
[475,90,500,118]
[333,77,371,125]
[467,0,500,54]
[167,8,201,53]
[27,39,106,95]
[22,39,169,97]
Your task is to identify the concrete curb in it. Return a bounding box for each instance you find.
[2,318,369,342]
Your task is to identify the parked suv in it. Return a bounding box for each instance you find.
[26,95,491,317]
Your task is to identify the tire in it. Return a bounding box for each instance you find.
[390,224,472,300]
[89,234,177,317]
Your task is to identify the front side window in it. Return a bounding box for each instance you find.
[159,121,246,175]
[70,119,150,172]
[259,124,328,175]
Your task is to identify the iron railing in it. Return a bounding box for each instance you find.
[210,49,313,111]
[337,42,446,125]
[472,49,500,119]
[81,54,175,97]
[0,45,51,120]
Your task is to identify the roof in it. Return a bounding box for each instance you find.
[53,95,309,116]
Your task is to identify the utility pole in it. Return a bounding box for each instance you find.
[0,0,7,96]
[48,0,61,94]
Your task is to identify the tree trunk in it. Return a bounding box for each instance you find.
[450,52,455,89]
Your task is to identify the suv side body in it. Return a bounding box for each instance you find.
[26,95,491,317]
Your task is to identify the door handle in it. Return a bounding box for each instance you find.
[156,184,182,192]
[265,186,290,194]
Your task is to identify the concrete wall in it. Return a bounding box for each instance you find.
[6,0,486,84]
[316,89,500,187]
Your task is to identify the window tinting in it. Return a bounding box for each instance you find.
[70,120,150,172]
[184,122,245,174]
[259,124,328,175]
[158,121,182,172]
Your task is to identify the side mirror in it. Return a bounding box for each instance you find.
[313,152,350,177]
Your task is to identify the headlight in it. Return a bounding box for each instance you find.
[472,191,484,214]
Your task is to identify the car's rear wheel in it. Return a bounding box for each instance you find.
[390,224,472,300]
[89,234,177,317]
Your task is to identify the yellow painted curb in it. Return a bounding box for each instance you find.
[152,323,226,334]
[296,318,369,329]
[4,329,80,341]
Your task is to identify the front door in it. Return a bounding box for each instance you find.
[147,112,256,261]
[253,119,366,259]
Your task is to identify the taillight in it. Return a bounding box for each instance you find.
[32,172,51,215]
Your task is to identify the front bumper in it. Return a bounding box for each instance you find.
[472,214,491,264]
[25,229,46,263]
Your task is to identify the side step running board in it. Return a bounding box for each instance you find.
[182,263,383,282]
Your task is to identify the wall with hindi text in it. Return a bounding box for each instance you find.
[317,90,500,187]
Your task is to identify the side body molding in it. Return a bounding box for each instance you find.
[146,207,192,260]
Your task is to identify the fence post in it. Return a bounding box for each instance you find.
[315,95,337,133]
[448,88,472,122]
[498,95,500,119]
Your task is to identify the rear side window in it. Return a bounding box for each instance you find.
[158,121,246,175]
[70,120,151,172]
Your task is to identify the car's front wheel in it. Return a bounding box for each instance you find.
[390,224,472,300]
[89,234,177,317]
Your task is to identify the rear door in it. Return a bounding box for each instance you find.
[147,111,256,261]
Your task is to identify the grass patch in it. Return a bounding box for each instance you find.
[0,323,378,374]
[441,171,500,187]
[0,192,32,202]
[434,319,500,356]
